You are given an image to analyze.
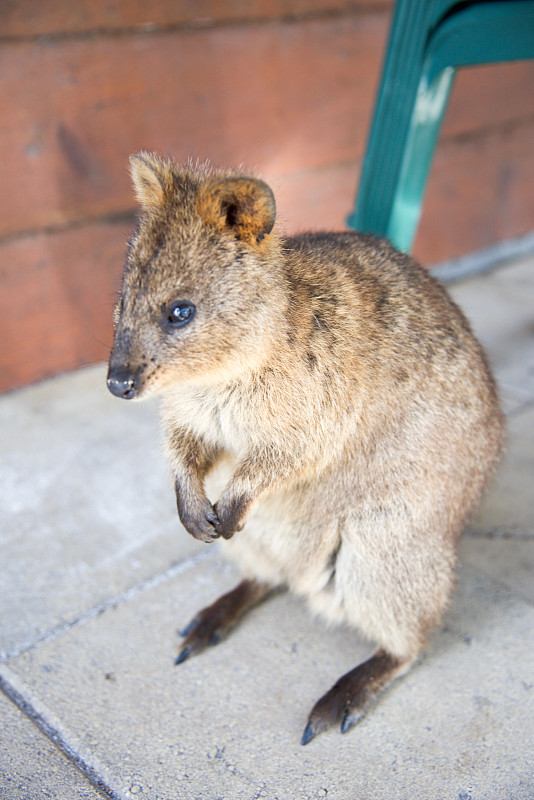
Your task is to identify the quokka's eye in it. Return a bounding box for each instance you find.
[166,301,196,327]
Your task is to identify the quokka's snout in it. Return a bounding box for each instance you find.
[107,151,505,743]
[107,335,145,399]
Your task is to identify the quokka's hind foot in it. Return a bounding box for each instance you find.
[175,578,270,665]
[301,649,412,745]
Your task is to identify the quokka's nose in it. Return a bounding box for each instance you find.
[106,372,137,400]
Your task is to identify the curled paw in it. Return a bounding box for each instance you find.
[177,493,220,544]
[213,494,249,540]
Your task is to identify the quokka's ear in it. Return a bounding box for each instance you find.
[198,176,276,244]
[129,151,174,210]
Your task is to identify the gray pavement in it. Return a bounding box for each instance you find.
[1,254,533,800]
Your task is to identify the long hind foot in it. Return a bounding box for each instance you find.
[301,649,412,745]
[175,578,270,665]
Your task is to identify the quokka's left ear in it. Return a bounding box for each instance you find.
[197,176,276,245]
[129,151,175,210]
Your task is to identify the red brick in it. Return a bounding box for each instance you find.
[274,120,534,265]
[414,120,534,264]
[0,13,387,238]
[442,60,534,139]
[272,160,359,233]
[2,0,391,37]
[0,220,128,392]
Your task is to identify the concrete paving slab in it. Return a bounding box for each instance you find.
[468,404,534,539]
[460,402,534,604]
[1,553,533,800]
[0,365,204,658]
[459,536,534,605]
[0,691,102,800]
[449,255,534,414]
[451,255,534,601]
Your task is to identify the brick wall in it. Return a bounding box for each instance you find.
[1,1,534,391]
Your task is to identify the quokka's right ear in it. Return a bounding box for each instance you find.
[197,176,276,245]
[129,152,174,210]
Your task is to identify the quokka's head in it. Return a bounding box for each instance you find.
[107,152,281,400]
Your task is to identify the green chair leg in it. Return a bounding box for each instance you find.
[346,0,450,248]
[386,67,455,253]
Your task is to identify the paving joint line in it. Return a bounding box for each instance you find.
[0,548,213,664]
[507,397,534,421]
[0,669,122,800]
[464,527,534,540]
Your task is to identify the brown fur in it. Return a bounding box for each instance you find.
[108,152,505,742]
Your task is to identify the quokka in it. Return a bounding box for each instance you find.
[107,152,504,744]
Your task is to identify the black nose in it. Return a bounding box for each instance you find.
[107,373,137,400]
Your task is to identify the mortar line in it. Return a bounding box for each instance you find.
[0,5,391,45]
[0,669,122,800]
[0,209,136,247]
[1,548,213,664]
[439,112,534,149]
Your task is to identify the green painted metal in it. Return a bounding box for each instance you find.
[347,0,534,252]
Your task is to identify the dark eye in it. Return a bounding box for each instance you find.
[166,301,196,327]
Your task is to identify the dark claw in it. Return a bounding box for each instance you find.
[206,511,219,526]
[301,722,318,746]
[340,708,364,734]
[179,619,199,638]
[340,710,352,735]
[174,646,191,666]
[207,511,220,539]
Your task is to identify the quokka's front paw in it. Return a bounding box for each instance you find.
[181,499,220,543]
[213,493,249,540]
[176,487,220,544]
